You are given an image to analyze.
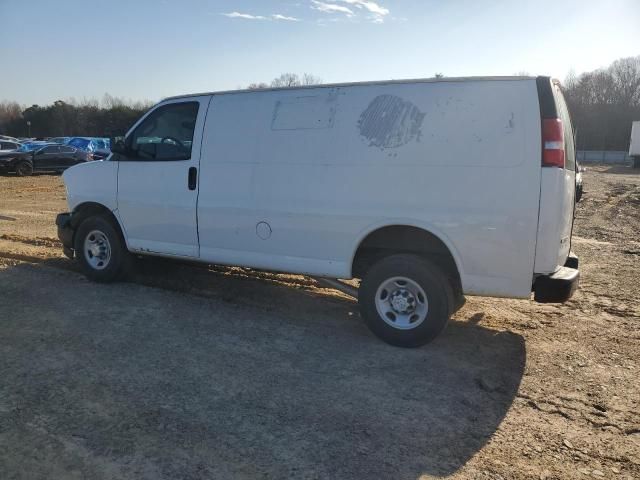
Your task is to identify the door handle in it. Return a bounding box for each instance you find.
[188,167,197,190]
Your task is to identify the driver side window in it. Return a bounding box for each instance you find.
[128,102,199,161]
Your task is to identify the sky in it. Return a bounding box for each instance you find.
[1,0,638,106]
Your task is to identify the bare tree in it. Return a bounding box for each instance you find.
[610,56,640,106]
[0,101,23,134]
[563,55,640,151]
[270,73,303,88]
[300,73,322,86]
[248,73,323,89]
[247,82,269,90]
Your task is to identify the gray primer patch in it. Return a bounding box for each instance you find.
[358,95,425,149]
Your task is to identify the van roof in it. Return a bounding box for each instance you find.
[163,75,539,101]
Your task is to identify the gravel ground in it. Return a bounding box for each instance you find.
[0,166,638,479]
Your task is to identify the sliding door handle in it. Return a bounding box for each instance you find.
[188,167,197,190]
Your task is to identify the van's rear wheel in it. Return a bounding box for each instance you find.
[74,215,130,283]
[359,254,452,347]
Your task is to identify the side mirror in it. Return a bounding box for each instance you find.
[110,136,127,155]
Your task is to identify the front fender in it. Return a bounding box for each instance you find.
[62,160,118,211]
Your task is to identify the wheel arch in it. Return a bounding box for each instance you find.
[70,202,128,247]
[350,222,463,294]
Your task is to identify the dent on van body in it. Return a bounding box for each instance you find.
[357,95,426,149]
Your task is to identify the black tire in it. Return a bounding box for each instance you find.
[74,215,131,283]
[359,254,453,348]
[15,161,33,177]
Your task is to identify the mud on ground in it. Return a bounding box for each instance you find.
[0,167,638,479]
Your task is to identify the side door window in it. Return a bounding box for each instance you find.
[125,102,199,161]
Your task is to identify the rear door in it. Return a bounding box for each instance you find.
[553,83,576,262]
[534,78,576,273]
[115,96,211,258]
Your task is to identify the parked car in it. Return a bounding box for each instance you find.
[57,76,580,347]
[67,137,110,153]
[20,141,52,151]
[90,148,111,161]
[0,150,34,176]
[0,144,88,176]
[0,140,22,151]
[0,135,20,143]
[66,137,111,160]
[49,137,71,145]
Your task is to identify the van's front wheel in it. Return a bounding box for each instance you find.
[74,215,130,283]
[359,254,452,347]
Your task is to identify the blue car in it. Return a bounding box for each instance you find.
[67,137,111,160]
[20,141,55,151]
[68,137,102,152]
[49,137,71,145]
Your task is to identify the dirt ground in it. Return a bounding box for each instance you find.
[0,166,638,480]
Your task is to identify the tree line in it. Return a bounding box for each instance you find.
[564,56,640,151]
[0,74,322,139]
[0,95,154,139]
[1,61,638,151]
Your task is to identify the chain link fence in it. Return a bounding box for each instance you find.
[576,150,634,165]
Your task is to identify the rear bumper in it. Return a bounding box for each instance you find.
[56,212,75,259]
[533,253,580,303]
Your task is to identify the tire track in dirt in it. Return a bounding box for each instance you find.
[0,233,61,248]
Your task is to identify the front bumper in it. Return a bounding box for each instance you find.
[533,253,580,303]
[56,212,75,259]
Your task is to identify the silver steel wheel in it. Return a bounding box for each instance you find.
[83,230,111,270]
[375,276,429,330]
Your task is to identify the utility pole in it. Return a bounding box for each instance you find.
[26,121,31,137]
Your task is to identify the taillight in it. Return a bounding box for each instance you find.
[542,118,565,167]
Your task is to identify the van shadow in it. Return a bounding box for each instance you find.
[0,257,525,479]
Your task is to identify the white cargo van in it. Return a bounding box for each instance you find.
[57,76,580,347]
[630,121,640,168]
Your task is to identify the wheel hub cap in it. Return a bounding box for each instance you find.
[389,289,416,314]
[375,276,429,330]
[83,230,111,270]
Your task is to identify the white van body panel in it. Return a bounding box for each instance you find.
[63,160,118,212]
[534,83,576,273]
[534,167,574,273]
[197,79,542,297]
[630,121,640,156]
[61,77,579,301]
